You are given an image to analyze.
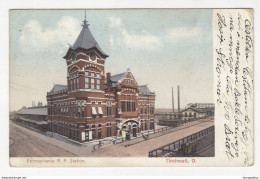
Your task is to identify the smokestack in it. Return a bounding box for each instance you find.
[107,72,111,91]
[172,87,174,113]
[178,85,180,112]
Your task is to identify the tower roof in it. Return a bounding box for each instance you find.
[71,18,108,58]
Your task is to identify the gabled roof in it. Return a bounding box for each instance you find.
[49,84,67,95]
[138,85,155,95]
[17,107,47,116]
[106,69,138,88]
[71,19,108,58]
[110,72,126,82]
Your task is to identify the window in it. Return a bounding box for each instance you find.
[121,101,125,112]
[77,106,80,118]
[96,73,100,78]
[150,106,154,114]
[144,106,147,114]
[85,125,89,141]
[74,78,76,90]
[185,113,187,117]
[92,125,95,139]
[70,80,72,91]
[76,78,79,89]
[85,77,89,89]
[98,124,102,139]
[107,123,112,137]
[132,102,136,111]
[98,106,103,115]
[92,104,97,116]
[140,107,143,114]
[73,104,76,117]
[127,101,131,112]
[150,119,154,130]
[97,79,100,90]
[85,71,89,89]
[82,106,85,119]
[53,105,57,115]
[106,103,112,116]
[125,79,131,85]
[189,113,192,117]
[91,78,95,89]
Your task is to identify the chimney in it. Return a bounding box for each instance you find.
[177,85,180,112]
[107,72,111,91]
[172,87,174,113]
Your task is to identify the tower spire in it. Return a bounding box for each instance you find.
[82,10,89,27]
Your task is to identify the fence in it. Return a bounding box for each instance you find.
[148,126,214,157]
[112,117,210,145]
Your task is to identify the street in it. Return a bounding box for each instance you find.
[9,118,214,157]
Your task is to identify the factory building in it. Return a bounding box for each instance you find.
[46,16,155,143]
[157,86,214,126]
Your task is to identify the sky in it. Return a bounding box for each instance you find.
[9,9,213,111]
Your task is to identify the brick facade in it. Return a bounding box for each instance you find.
[46,17,155,143]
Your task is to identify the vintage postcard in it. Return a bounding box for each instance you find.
[9,9,254,167]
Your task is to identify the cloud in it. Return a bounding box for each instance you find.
[121,29,162,50]
[108,16,202,51]
[109,36,114,49]
[164,27,200,42]
[109,17,122,28]
[19,16,81,53]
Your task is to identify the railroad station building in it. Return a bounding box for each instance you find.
[46,16,155,143]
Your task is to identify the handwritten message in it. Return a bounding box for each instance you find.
[214,9,254,166]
